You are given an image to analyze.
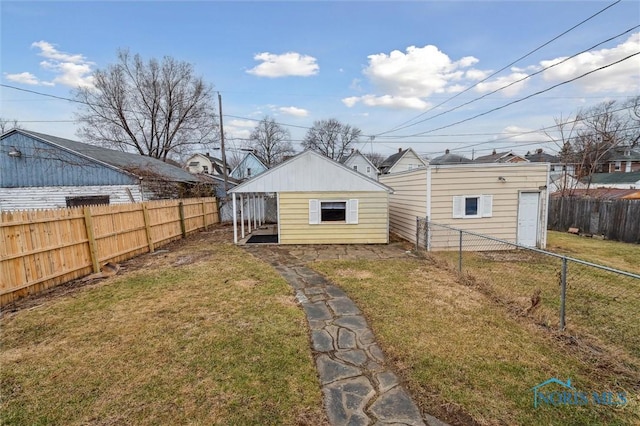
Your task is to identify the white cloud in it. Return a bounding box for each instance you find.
[228,119,256,128]
[474,72,529,96]
[3,41,95,88]
[279,106,309,117]
[342,94,429,110]
[363,45,484,98]
[345,44,493,110]
[539,32,640,93]
[32,41,86,63]
[246,52,319,77]
[4,71,42,85]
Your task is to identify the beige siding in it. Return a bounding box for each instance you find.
[279,191,388,244]
[429,164,548,246]
[380,170,427,243]
[388,150,426,174]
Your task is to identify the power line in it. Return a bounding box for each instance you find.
[376,0,623,136]
[400,52,640,138]
[380,25,639,136]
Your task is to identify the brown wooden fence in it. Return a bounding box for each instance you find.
[548,197,640,244]
[0,198,219,306]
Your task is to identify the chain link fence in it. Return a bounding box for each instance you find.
[416,218,640,365]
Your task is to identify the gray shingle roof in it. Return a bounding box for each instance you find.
[21,130,199,183]
[585,171,640,184]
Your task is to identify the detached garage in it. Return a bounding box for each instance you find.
[380,163,550,248]
[229,150,393,244]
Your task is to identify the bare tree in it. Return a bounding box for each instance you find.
[75,49,218,162]
[363,151,385,168]
[624,95,640,147]
[247,117,295,166]
[302,118,361,160]
[0,118,21,133]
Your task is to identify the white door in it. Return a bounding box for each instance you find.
[517,192,539,247]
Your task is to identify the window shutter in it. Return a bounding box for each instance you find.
[309,199,320,224]
[481,195,493,217]
[347,199,359,224]
[452,196,464,218]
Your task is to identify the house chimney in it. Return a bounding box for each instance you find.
[445,149,450,154]
[351,148,355,153]
[206,152,210,157]
[398,148,402,153]
[492,149,497,155]
[536,148,543,154]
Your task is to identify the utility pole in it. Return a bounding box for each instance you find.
[218,92,229,192]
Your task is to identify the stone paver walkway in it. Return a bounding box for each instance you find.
[244,244,447,426]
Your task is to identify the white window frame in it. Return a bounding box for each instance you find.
[353,165,358,171]
[366,166,371,173]
[452,195,492,219]
[309,199,358,224]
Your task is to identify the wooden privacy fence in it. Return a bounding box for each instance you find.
[548,197,640,243]
[0,197,219,306]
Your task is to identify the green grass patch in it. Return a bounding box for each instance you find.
[1,238,325,425]
[312,258,639,426]
[547,230,640,274]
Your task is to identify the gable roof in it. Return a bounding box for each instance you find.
[379,148,426,173]
[8,129,199,183]
[605,146,640,162]
[339,149,379,171]
[230,151,268,176]
[186,153,230,174]
[474,150,528,163]
[526,150,560,163]
[230,150,393,193]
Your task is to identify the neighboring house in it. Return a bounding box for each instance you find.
[229,150,393,244]
[230,151,268,181]
[1,129,210,210]
[474,149,528,163]
[339,149,380,180]
[583,171,640,189]
[603,146,640,173]
[429,149,472,165]
[380,163,550,248]
[526,149,578,193]
[184,153,230,176]
[379,148,427,174]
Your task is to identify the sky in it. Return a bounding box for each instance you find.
[1,0,639,161]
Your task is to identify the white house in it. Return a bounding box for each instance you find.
[184,153,230,176]
[379,148,428,174]
[339,149,380,180]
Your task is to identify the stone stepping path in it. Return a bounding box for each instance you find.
[244,245,446,426]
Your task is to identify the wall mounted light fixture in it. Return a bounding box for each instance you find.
[498,176,506,182]
[8,147,22,158]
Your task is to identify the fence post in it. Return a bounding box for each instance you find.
[458,229,463,274]
[415,217,419,251]
[142,203,154,253]
[560,256,567,331]
[201,199,207,230]
[178,201,186,238]
[83,207,100,273]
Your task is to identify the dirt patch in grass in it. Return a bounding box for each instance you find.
[1,226,327,425]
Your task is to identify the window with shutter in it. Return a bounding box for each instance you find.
[347,199,358,224]
[452,195,492,218]
[309,199,320,224]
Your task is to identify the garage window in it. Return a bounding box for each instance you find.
[452,195,492,218]
[66,195,110,208]
[309,199,358,224]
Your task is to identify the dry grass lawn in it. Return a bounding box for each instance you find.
[1,227,326,425]
[313,257,640,426]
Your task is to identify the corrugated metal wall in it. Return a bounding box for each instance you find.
[1,133,137,187]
